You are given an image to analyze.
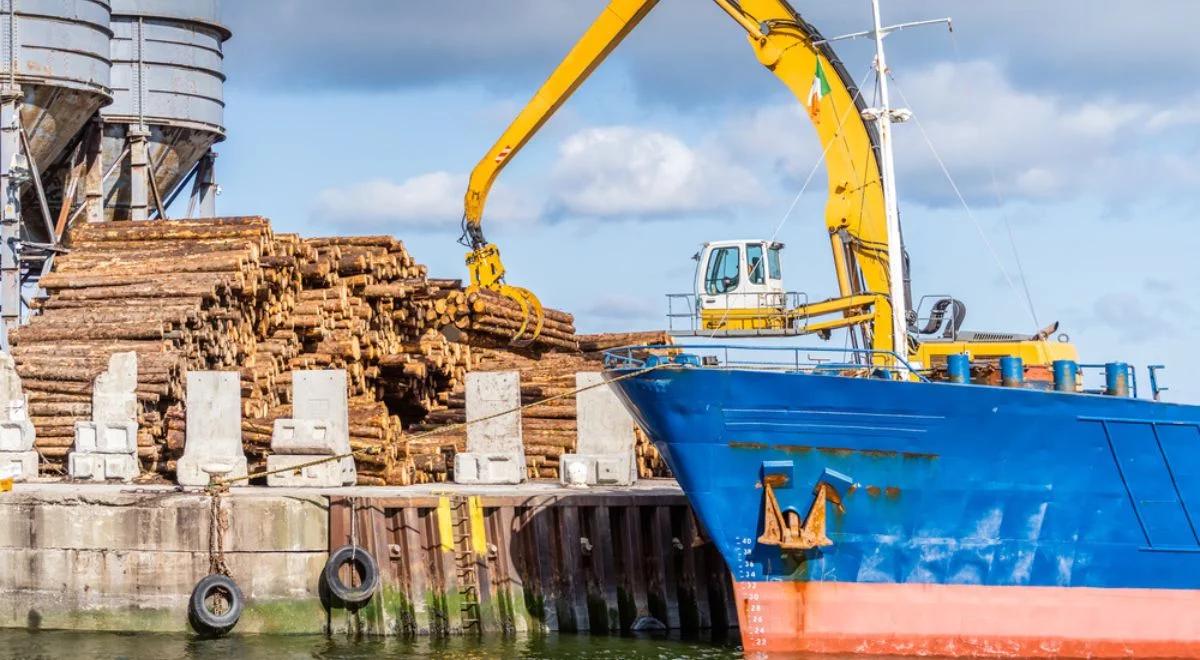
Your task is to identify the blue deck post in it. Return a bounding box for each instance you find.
[947,353,970,384]
[1105,362,1131,397]
[1000,356,1024,387]
[1053,360,1078,393]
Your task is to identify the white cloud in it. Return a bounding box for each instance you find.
[861,60,1200,207]
[547,126,765,219]
[312,172,536,232]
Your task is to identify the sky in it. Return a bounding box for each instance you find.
[209,1,1200,400]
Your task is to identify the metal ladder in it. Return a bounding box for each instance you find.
[450,495,482,632]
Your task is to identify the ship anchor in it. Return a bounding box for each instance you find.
[758,468,853,552]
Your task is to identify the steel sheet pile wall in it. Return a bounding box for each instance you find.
[327,492,736,635]
[12,217,671,483]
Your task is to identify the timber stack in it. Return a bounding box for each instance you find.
[10,216,672,484]
[407,330,674,481]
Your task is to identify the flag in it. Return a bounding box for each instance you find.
[806,59,832,122]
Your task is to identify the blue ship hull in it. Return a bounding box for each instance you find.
[607,363,1200,656]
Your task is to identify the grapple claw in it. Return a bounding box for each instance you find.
[465,244,545,346]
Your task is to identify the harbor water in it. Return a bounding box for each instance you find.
[0,630,742,660]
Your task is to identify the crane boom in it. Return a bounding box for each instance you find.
[461,0,660,345]
[462,0,903,351]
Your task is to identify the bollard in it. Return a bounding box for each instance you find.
[1053,360,1078,393]
[1105,362,1131,397]
[1000,356,1024,387]
[946,353,971,384]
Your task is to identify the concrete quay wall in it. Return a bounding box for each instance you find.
[0,481,736,636]
[0,484,327,633]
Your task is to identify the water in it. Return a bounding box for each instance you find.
[0,630,744,660]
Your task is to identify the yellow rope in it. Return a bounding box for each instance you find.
[206,361,668,491]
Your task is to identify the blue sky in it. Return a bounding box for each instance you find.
[211,1,1200,399]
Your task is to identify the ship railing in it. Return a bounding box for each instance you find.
[603,344,929,383]
[1077,363,1176,400]
[665,291,809,335]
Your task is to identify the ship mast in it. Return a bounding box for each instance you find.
[868,0,909,372]
[821,1,951,373]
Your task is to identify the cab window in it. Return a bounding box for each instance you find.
[746,243,765,285]
[768,246,782,280]
[704,246,740,294]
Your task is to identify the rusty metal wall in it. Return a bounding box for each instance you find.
[327,492,739,636]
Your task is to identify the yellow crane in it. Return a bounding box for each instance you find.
[462,0,1076,369]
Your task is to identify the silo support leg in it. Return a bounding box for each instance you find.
[0,93,21,349]
[127,127,151,222]
[82,122,104,224]
[189,151,218,218]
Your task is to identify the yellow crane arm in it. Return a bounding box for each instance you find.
[463,0,660,239]
[461,0,660,346]
[712,0,895,354]
[462,0,896,351]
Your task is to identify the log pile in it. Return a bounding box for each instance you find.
[407,330,676,482]
[11,216,671,483]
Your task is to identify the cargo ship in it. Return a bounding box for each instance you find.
[602,1,1200,657]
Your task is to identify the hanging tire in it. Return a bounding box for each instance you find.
[188,573,244,635]
[323,545,380,606]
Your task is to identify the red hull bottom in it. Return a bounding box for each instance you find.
[734,580,1200,657]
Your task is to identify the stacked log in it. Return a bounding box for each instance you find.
[444,289,579,353]
[12,217,288,475]
[13,216,671,483]
[404,330,675,482]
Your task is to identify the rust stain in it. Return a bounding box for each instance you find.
[773,444,813,455]
[772,444,937,460]
[884,486,901,500]
[865,485,881,497]
[728,441,769,450]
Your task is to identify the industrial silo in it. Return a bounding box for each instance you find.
[0,0,113,345]
[101,0,229,221]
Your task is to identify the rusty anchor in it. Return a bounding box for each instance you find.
[758,467,853,551]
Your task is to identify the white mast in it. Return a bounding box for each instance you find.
[821,2,951,373]
[869,0,909,371]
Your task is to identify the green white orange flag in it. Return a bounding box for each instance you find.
[807,59,832,122]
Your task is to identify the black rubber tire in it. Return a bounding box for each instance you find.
[323,545,380,606]
[188,573,244,636]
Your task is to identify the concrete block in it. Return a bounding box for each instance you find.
[267,371,354,484]
[465,370,524,453]
[561,454,637,487]
[177,371,248,487]
[175,455,248,487]
[92,352,138,424]
[454,452,525,485]
[0,352,24,406]
[73,421,138,454]
[68,452,139,482]
[271,419,338,455]
[265,454,344,488]
[0,420,34,452]
[559,372,637,487]
[0,451,37,481]
[292,370,349,447]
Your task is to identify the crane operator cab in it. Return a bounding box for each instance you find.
[667,240,806,335]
